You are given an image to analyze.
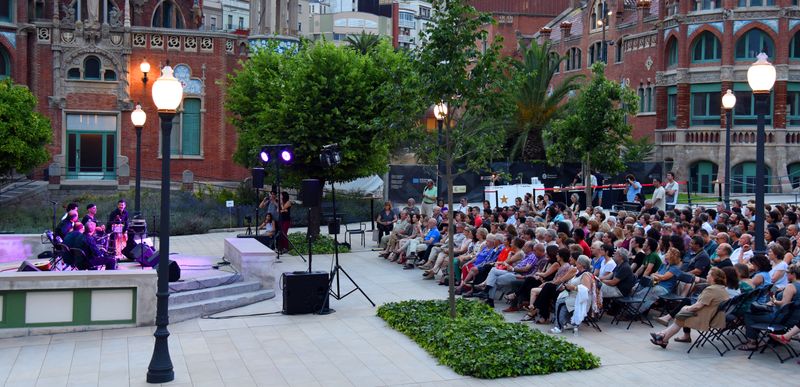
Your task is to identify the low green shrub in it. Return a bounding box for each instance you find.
[285,232,351,255]
[377,299,601,379]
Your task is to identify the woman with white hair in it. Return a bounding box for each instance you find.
[552,255,596,333]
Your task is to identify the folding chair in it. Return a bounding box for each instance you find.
[346,222,367,248]
[611,276,654,329]
[747,302,800,363]
[655,272,696,315]
[686,297,736,356]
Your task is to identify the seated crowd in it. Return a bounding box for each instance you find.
[375,188,800,356]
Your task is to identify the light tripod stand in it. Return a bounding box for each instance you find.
[321,144,374,307]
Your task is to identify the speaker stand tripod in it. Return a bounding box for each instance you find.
[326,184,374,307]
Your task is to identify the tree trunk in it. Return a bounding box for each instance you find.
[446,122,457,319]
[583,157,592,210]
[522,127,546,161]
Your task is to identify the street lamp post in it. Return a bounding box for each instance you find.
[131,104,146,214]
[597,4,613,62]
[146,64,183,384]
[746,52,776,255]
[721,90,736,210]
[433,102,447,188]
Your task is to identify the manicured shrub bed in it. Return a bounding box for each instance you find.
[377,299,600,379]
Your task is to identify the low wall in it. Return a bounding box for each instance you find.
[224,237,277,290]
[0,270,157,338]
[0,234,50,263]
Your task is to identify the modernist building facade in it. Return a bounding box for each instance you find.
[0,1,271,189]
[539,0,800,194]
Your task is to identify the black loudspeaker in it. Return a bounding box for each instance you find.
[252,168,265,189]
[300,179,322,207]
[18,260,41,272]
[282,271,329,315]
[131,243,156,266]
[328,219,340,235]
[154,259,181,282]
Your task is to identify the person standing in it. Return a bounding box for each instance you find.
[664,171,679,211]
[623,174,642,204]
[421,180,437,217]
[277,191,292,253]
[651,177,666,212]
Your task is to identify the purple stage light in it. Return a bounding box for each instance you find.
[260,150,269,163]
[280,150,293,162]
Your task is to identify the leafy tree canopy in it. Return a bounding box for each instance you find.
[0,79,53,176]
[544,62,638,175]
[226,40,424,186]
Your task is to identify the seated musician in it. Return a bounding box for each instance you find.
[60,202,79,221]
[84,221,117,270]
[56,210,79,239]
[63,222,85,248]
[81,203,105,235]
[107,199,130,257]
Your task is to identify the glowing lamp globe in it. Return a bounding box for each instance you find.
[151,65,184,112]
[140,60,151,75]
[747,53,776,94]
[433,102,448,120]
[721,90,736,110]
[131,104,147,127]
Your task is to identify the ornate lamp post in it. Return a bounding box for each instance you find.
[596,3,613,62]
[721,90,736,210]
[433,102,448,186]
[146,64,183,384]
[746,52,776,255]
[130,104,146,214]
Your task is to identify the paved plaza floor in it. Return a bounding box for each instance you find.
[1,231,797,386]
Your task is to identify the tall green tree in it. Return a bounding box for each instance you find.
[545,62,638,208]
[226,40,424,235]
[344,31,383,54]
[509,40,583,161]
[0,79,52,177]
[415,0,512,318]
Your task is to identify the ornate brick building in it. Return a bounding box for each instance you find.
[538,0,800,194]
[471,0,572,57]
[1,1,254,189]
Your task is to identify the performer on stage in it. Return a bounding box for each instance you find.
[56,210,79,239]
[85,221,117,270]
[60,202,79,221]
[107,199,129,259]
[277,192,292,253]
[81,203,105,235]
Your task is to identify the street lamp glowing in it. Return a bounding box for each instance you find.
[131,104,147,127]
[747,53,776,94]
[722,89,737,110]
[151,65,184,112]
[140,59,151,75]
[433,102,448,120]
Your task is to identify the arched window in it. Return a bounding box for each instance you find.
[615,38,624,63]
[152,0,185,29]
[67,68,80,79]
[589,41,603,64]
[0,46,9,79]
[691,31,721,62]
[735,29,774,59]
[790,30,800,59]
[788,163,800,189]
[565,47,582,71]
[732,161,771,193]
[666,37,678,68]
[689,161,718,193]
[83,56,101,80]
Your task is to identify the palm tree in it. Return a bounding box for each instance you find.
[345,31,383,54]
[510,40,584,161]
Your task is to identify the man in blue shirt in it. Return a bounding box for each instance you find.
[405,218,441,269]
[623,174,642,203]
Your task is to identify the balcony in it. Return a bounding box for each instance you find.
[398,34,413,44]
[657,128,782,145]
[399,19,415,29]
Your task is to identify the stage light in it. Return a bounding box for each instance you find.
[260,148,270,163]
[281,149,293,163]
[320,143,342,168]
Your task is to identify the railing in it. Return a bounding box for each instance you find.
[685,130,720,143]
[657,128,780,144]
[399,20,416,29]
[398,34,413,43]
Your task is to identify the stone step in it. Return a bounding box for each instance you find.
[169,272,242,293]
[168,279,260,306]
[168,289,276,323]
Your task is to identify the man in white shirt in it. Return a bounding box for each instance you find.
[664,172,679,211]
[730,233,754,264]
[454,197,470,214]
[651,177,666,212]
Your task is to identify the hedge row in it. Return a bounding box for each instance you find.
[376,299,600,379]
